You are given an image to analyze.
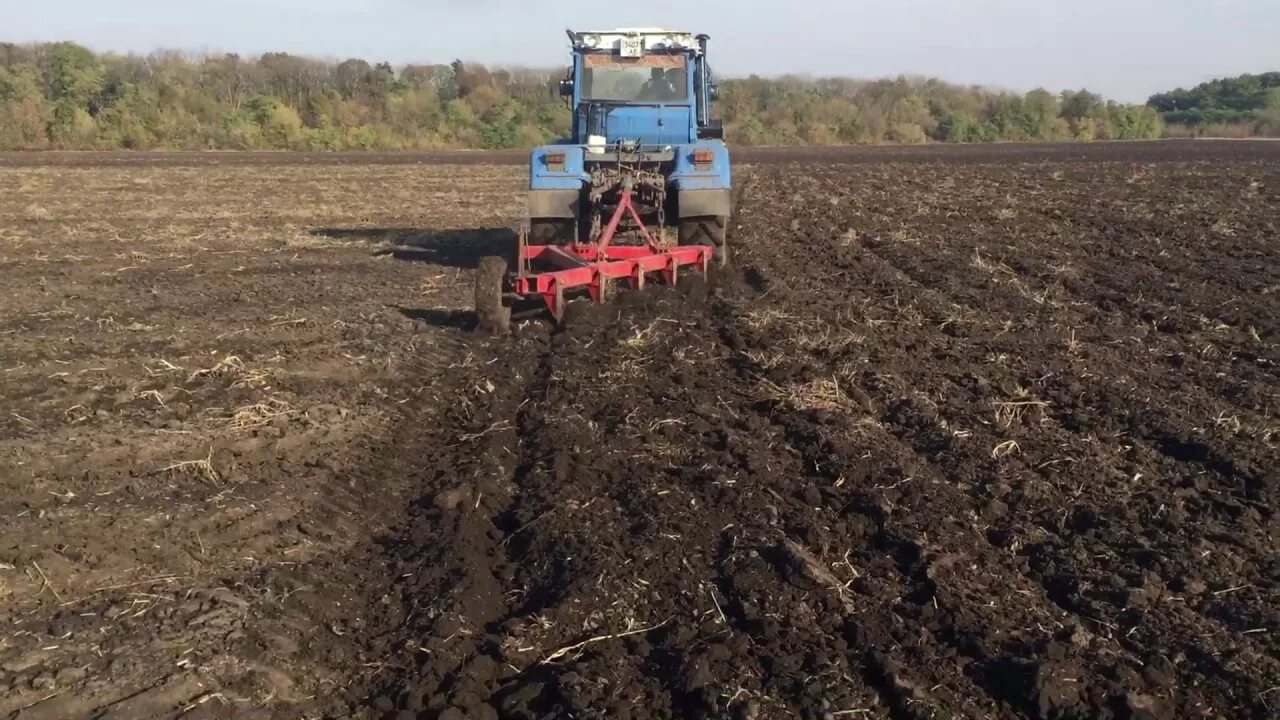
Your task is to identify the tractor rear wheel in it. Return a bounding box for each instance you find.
[475,256,511,334]
[679,215,729,267]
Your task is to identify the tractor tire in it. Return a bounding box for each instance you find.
[679,215,729,267]
[475,256,511,334]
[529,219,575,246]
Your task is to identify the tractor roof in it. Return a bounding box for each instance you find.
[567,28,702,55]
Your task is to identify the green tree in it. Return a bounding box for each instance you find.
[1024,89,1068,139]
[44,42,102,106]
[0,40,1264,150]
[0,63,48,147]
[334,59,373,99]
[1149,72,1280,130]
[1060,89,1103,120]
[245,95,305,147]
[938,113,973,143]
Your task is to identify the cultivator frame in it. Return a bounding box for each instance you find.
[475,179,713,332]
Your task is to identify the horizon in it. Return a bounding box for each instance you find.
[5,0,1278,103]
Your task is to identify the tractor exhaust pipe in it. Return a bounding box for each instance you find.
[695,34,711,129]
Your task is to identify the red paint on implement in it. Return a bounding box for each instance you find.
[513,188,711,321]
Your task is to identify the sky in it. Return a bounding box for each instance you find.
[3,0,1276,101]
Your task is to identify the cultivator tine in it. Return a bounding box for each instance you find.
[547,283,566,325]
[493,184,712,325]
[588,272,614,304]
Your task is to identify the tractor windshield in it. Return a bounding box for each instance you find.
[581,54,689,103]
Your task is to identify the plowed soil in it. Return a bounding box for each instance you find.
[1,141,1277,720]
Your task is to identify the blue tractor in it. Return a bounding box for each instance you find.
[475,28,731,330]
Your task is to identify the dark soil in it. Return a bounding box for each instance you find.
[360,145,1278,720]
[2,142,1276,720]
[0,162,523,719]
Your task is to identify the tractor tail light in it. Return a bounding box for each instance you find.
[692,149,714,169]
[545,153,566,171]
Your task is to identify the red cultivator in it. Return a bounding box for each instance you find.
[475,184,714,331]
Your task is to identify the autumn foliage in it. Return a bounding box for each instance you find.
[2,42,1260,151]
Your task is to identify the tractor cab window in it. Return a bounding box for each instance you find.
[581,54,689,103]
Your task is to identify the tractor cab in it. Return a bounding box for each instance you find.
[558,28,722,147]
[529,27,731,225]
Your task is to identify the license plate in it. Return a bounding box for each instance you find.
[620,37,644,57]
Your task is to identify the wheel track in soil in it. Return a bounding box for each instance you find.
[366,174,919,719]
[360,161,1276,720]
[369,177,1044,719]
[713,175,1010,718]
[708,177,988,720]
[720,175,1092,719]
[369,329,548,716]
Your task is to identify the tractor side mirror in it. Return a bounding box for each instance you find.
[709,84,720,102]
[558,80,574,97]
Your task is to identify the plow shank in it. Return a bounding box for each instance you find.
[478,187,713,327]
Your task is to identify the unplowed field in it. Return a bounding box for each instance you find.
[1,141,1276,720]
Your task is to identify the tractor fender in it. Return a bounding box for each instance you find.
[529,145,590,191]
[529,145,589,220]
[669,141,732,192]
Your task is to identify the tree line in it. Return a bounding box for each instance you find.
[1146,72,1280,138]
[0,42,1265,151]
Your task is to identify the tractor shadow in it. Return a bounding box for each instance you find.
[310,227,518,331]
[308,227,516,269]
[397,307,477,331]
